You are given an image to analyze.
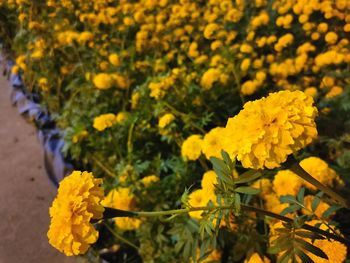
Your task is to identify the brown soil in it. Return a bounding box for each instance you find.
[0,73,76,263]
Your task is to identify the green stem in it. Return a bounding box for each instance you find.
[103,222,139,250]
[90,154,117,178]
[287,161,348,208]
[102,205,349,245]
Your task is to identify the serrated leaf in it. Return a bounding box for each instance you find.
[297,187,305,203]
[235,186,260,195]
[322,204,341,218]
[295,230,325,240]
[221,150,235,171]
[210,157,230,176]
[234,170,262,184]
[294,238,328,259]
[311,196,321,212]
[295,248,314,263]
[280,195,298,204]
[280,204,300,216]
[277,248,292,263]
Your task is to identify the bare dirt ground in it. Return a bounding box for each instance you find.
[0,73,75,263]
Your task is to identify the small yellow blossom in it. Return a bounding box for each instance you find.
[201,170,217,193]
[93,113,117,131]
[202,127,226,159]
[141,175,159,187]
[181,135,203,161]
[273,170,303,197]
[93,73,114,89]
[158,113,175,129]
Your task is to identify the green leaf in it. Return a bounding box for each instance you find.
[221,150,235,171]
[297,187,305,204]
[234,170,262,184]
[322,204,341,218]
[210,157,230,176]
[235,186,260,195]
[294,238,328,259]
[280,195,297,204]
[276,248,292,263]
[311,196,321,212]
[280,204,300,216]
[295,230,325,240]
[234,192,241,215]
[295,248,315,263]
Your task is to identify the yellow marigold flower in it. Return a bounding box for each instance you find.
[141,175,159,187]
[245,252,271,263]
[299,157,340,190]
[188,189,215,219]
[78,31,94,44]
[101,188,141,231]
[158,113,175,129]
[181,135,203,161]
[93,73,114,89]
[204,23,220,39]
[93,113,117,131]
[11,65,19,74]
[201,170,217,193]
[188,42,199,58]
[273,170,303,197]
[241,80,258,95]
[304,87,318,98]
[47,171,104,256]
[240,58,251,71]
[325,86,343,98]
[115,111,128,123]
[200,68,221,90]
[108,53,120,66]
[325,32,338,44]
[202,127,226,159]
[223,90,318,169]
[240,43,253,53]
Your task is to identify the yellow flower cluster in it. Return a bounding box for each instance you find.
[93,113,117,131]
[253,156,342,215]
[47,171,104,256]
[101,188,141,231]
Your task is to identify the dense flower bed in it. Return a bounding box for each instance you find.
[1,0,350,262]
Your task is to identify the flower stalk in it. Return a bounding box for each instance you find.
[285,156,349,208]
[102,205,350,245]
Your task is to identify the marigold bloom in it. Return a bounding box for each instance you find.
[47,171,104,256]
[223,90,318,169]
[181,135,203,161]
[140,175,159,186]
[273,170,303,197]
[200,68,221,90]
[202,127,226,159]
[302,195,330,218]
[158,113,175,129]
[201,170,217,193]
[93,113,117,131]
[188,189,215,219]
[108,53,120,66]
[101,188,141,230]
[93,73,114,89]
